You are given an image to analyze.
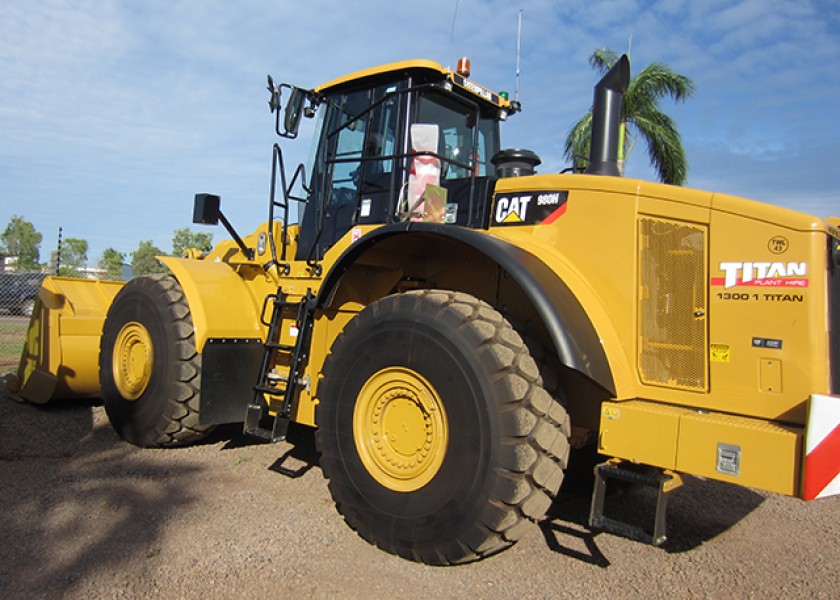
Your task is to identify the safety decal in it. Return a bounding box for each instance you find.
[491,190,569,226]
[709,344,731,363]
[710,261,808,289]
[602,406,620,420]
[803,394,840,500]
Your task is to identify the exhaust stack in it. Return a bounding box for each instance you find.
[585,54,630,177]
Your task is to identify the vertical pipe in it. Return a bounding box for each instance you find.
[586,55,630,177]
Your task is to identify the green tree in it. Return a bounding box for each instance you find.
[99,247,126,281]
[57,237,89,277]
[565,48,695,185]
[172,227,213,257]
[131,240,168,276]
[1,215,42,271]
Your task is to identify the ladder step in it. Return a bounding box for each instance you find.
[265,342,295,351]
[243,404,290,442]
[588,461,679,546]
[254,384,286,395]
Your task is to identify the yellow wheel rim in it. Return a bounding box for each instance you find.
[353,367,448,492]
[112,322,154,401]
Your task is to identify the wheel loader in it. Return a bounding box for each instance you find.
[8,54,840,564]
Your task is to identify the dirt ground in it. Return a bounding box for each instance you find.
[1,393,838,599]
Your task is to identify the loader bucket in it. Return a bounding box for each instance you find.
[10,277,124,404]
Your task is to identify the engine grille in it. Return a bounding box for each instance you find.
[638,217,708,391]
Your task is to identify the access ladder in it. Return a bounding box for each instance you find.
[244,289,316,442]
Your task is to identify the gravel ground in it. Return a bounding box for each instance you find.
[1,394,838,599]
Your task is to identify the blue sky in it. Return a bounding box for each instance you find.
[1,0,839,266]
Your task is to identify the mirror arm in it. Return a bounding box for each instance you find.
[217,211,255,261]
[193,193,255,260]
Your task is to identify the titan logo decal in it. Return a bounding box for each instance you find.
[492,191,569,226]
[711,261,808,289]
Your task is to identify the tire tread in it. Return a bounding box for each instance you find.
[316,289,570,565]
[101,274,212,447]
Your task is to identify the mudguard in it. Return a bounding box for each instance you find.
[159,257,264,351]
[160,257,266,425]
[317,222,616,396]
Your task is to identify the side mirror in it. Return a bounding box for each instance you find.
[284,87,306,138]
[267,76,314,139]
[192,193,255,260]
[193,193,221,225]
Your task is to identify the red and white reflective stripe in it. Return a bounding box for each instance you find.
[803,394,840,500]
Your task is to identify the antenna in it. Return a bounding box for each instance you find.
[515,9,523,103]
[447,0,459,68]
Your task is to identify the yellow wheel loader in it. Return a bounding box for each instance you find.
[9,55,840,564]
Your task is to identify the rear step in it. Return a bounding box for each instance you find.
[244,290,315,442]
[588,461,683,546]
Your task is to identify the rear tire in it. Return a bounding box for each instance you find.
[99,274,213,447]
[316,290,570,565]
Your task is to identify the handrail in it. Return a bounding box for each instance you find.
[266,143,308,271]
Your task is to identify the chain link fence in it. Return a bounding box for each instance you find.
[0,271,46,374]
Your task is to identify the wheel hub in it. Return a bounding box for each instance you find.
[353,367,448,492]
[112,321,154,401]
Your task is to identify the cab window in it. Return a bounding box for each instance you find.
[329,91,370,207]
[415,91,498,179]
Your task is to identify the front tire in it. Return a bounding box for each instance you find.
[99,274,213,447]
[316,290,570,565]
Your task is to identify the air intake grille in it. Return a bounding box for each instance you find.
[638,217,708,391]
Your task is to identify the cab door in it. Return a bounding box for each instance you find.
[296,84,406,262]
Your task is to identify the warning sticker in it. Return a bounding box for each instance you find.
[710,344,731,363]
[602,406,621,420]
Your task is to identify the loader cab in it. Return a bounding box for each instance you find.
[295,60,509,262]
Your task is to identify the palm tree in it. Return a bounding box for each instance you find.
[565,49,695,185]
